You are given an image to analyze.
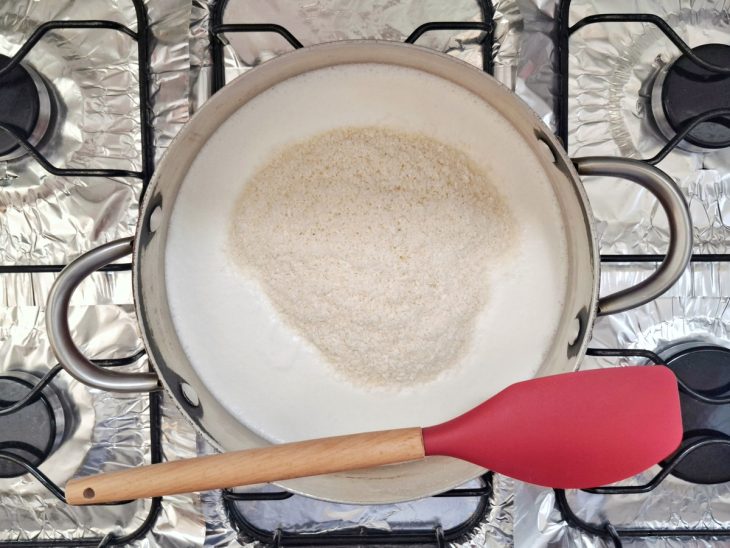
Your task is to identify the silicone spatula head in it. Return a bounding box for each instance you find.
[423,366,683,489]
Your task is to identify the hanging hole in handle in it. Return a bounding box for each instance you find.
[148,205,162,234]
[535,131,558,164]
[180,382,200,407]
[567,308,588,359]
[568,316,581,347]
[83,487,95,499]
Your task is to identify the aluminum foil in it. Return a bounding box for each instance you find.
[567,0,730,255]
[0,0,202,545]
[0,0,191,265]
[514,0,560,128]
[0,280,204,546]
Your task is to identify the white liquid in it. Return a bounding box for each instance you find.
[165,64,569,442]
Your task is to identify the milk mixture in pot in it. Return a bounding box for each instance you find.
[164,64,569,442]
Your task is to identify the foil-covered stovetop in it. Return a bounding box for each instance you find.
[2,0,730,546]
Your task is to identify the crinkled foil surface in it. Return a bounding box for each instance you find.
[514,1,730,546]
[565,0,730,255]
[0,0,203,546]
[8,0,726,546]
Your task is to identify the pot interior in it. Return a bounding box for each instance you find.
[134,41,598,504]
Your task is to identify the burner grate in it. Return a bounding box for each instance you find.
[556,3,730,262]
[0,0,155,272]
[0,17,153,182]
[209,0,494,93]
[0,351,163,548]
[224,473,494,547]
[0,1,163,545]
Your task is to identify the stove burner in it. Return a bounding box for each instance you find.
[651,44,730,151]
[0,54,54,162]
[0,372,65,478]
[662,344,730,484]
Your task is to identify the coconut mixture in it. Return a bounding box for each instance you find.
[229,126,516,388]
[165,62,569,443]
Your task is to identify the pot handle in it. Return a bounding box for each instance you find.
[46,237,160,392]
[573,157,693,316]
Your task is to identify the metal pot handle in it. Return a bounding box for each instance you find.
[573,157,693,316]
[46,237,160,392]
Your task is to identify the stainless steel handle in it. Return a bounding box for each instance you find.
[574,157,693,316]
[46,237,160,392]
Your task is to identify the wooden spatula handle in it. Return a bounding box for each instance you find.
[66,428,425,505]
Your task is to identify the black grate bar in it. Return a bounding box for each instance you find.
[405,21,493,73]
[0,452,66,502]
[132,0,155,190]
[211,23,304,49]
[224,476,492,502]
[0,123,143,179]
[586,348,662,364]
[556,484,730,543]
[224,490,294,501]
[601,254,730,262]
[0,263,132,274]
[405,21,492,44]
[646,108,730,164]
[0,350,145,416]
[225,473,494,547]
[434,484,493,497]
[0,21,137,79]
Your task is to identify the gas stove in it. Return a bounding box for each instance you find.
[1,0,729,546]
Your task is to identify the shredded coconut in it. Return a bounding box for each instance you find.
[229,126,516,388]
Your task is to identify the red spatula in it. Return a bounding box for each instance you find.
[65,366,682,505]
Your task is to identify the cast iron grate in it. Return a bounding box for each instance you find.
[208,0,497,545]
[223,473,494,548]
[0,1,162,545]
[0,0,154,273]
[556,1,730,264]
[556,7,730,538]
[0,350,162,548]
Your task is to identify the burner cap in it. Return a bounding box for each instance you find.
[658,44,730,150]
[662,344,730,484]
[0,372,64,478]
[0,54,53,161]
